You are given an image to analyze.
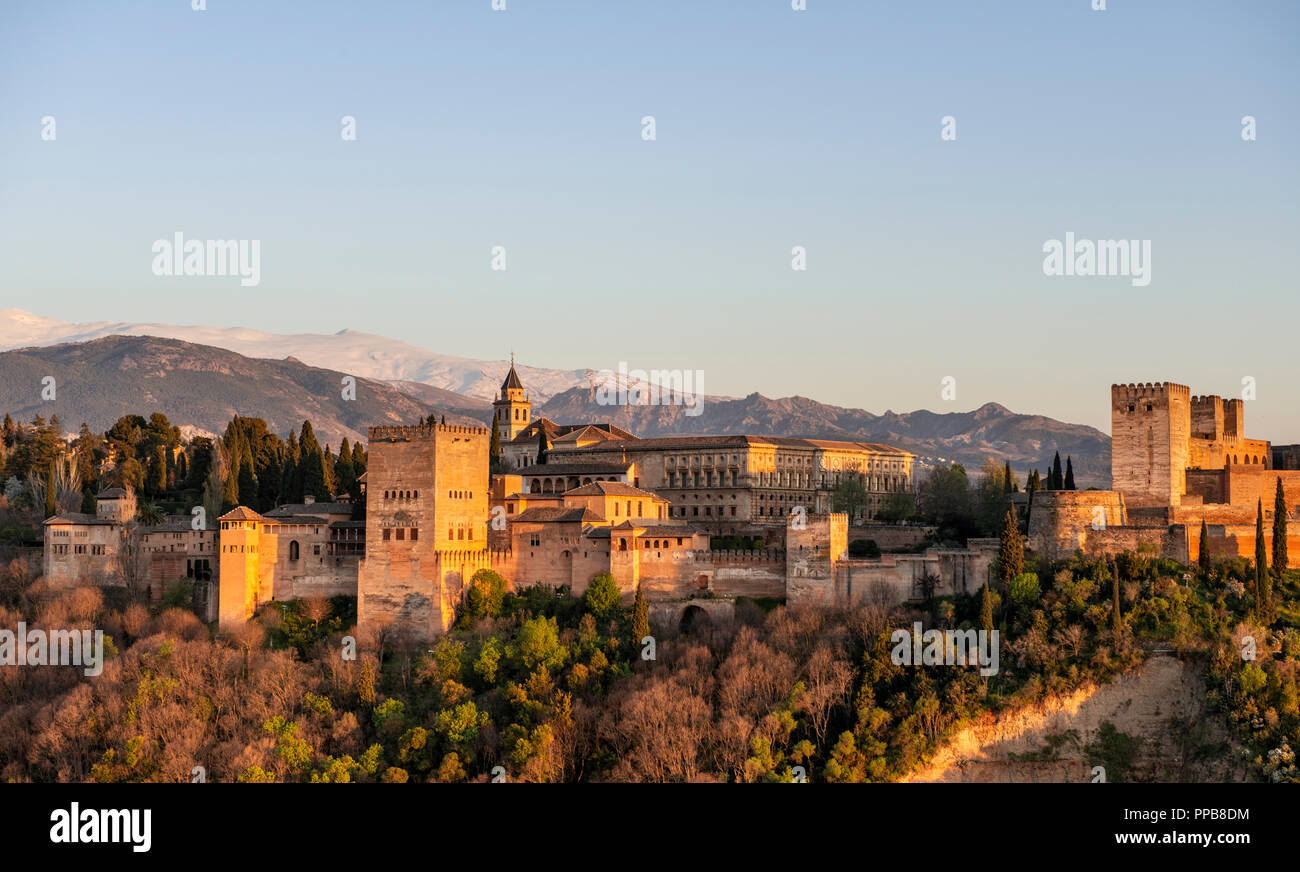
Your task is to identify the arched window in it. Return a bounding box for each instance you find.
[289,540,300,561]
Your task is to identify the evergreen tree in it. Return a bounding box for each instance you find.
[490,417,502,466]
[223,451,241,510]
[1273,476,1288,576]
[632,585,650,646]
[1256,498,1271,623]
[1050,452,1063,490]
[1064,457,1076,490]
[301,448,330,501]
[1198,519,1211,573]
[979,582,994,633]
[351,441,366,472]
[1002,461,1013,494]
[80,487,95,514]
[335,438,356,498]
[997,508,1023,593]
[238,451,258,508]
[537,429,550,465]
[147,445,167,496]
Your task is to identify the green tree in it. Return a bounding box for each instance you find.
[463,569,508,620]
[1273,476,1288,577]
[222,451,241,510]
[997,508,1023,592]
[1064,457,1076,490]
[632,584,650,645]
[584,573,621,619]
[1255,498,1271,623]
[1050,452,1063,490]
[832,477,868,521]
[979,583,994,633]
[1198,519,1211,573]
[490,417,501,466]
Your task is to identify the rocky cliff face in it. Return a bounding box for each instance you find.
[903,655,1247,783]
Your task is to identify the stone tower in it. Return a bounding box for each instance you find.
[492,358,531,442]
[217,507,278,632]
[1110,382,1190,507]
[358,422,491,643]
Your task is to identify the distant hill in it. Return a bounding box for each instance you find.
[538,387,1111,487]
[0,311,1113,485]
[0,309,592,403]
[0,336,481,447]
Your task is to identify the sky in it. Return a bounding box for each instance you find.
[1,0,1297,437]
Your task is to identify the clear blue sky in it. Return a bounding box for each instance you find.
[1,0,1296,437]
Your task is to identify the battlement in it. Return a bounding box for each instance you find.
[1111,382,1190,403]
[1190,394,1223,406]
[690,548,785,564]
[369,423,489,442]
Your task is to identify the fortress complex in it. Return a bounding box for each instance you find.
[44,363,992,643]
[1028,382,1300,567]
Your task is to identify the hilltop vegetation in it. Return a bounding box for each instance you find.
[1,534,1295,782]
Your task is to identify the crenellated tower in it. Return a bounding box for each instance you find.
[1110,382,1190,507]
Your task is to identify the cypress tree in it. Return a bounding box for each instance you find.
[1198,519,1211,573]
[1273,476,1288,576]
[1255,498,1270,623]
[979,582,994,633]
[238,452,258,508]
[1051,452,1063,490]
[632,585,650,645]
[1064,457,1076,490]
[148,445,167,496]
[1001,461,1012,494]
[351,441,366,471]
[490,417,502,465]
[223,451,241,510]
[998,508,1023,593]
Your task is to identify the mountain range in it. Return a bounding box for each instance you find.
[0,310,1111,485]
[0,335,482,448]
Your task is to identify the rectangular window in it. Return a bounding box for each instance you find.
[411,528,418,541]
[395,529,404,541]
[382,529,391,541]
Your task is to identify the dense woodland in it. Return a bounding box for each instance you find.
[0,456,1295,782]
[0,412,368,543]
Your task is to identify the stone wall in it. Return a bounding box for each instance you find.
[1026,490,1128,562]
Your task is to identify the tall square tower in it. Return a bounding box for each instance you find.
[1110,382,1190,507]
[358,423,490,642]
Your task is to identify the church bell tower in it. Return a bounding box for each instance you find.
[492,355,531,442]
